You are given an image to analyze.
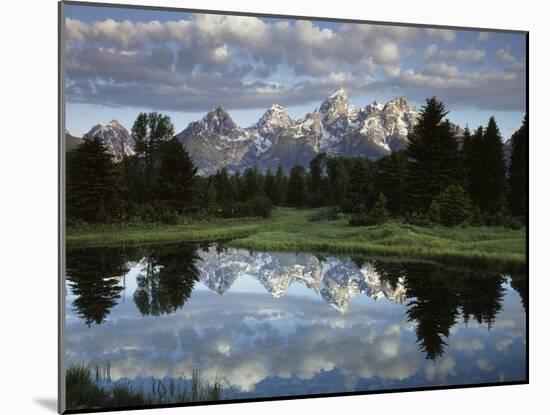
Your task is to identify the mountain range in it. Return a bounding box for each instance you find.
[66,87,467,174]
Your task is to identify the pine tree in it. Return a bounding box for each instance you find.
[154,138,197,213]
[368,193,389,225]
[212,167,233,205]
[287,165,307,207]
[341,158,369,214]
[509,116,527,216]
[429,184,471,226]
[66,138,124,223]
[375,151,408,215]
[326,157,349,205]
[406,97,460,213]
[469,117,506,215]
[264,169,277,204]
[273,165,287,206]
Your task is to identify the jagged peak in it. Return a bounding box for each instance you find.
[106,119,124,127]
[386,96,409,108]
[328,86,348,100]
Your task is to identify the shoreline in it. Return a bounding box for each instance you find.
[66,208,526,269]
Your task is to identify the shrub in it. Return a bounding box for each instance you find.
[309,207,341,222]
[349,212,370,226]
[404,211,433,227]
[368,193,389,225]
[429,184,471,227]
[249,195,272,218]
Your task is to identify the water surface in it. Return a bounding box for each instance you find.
[65,242,527,399]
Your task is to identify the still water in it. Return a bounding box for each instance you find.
[65,242,526,399]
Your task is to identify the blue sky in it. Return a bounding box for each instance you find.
[64,4,526,139]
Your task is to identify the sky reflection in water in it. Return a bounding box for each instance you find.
[65,243,526,398]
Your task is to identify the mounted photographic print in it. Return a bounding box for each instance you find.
[58,1,528,413]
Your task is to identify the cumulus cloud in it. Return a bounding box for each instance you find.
[425,28,456,43]
[439,47,486,63]
[64,14,526,114]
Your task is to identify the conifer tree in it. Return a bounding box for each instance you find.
[368,193,389,225]
[287,165,307,207]
[429,184,471,226]
[273,165,287,206]
[154,138,197,213]
[406,97,460,213]
[264,169,277,204]
[509,116,527,216]
[469,117,506,215]
[375,151,408,215]
[66,138,124,223]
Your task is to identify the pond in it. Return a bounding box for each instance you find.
[64,242,527,402]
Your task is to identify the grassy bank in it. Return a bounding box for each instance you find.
[67,208,526,268]
[66,364,224,411]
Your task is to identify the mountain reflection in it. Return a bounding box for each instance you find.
[66,243,526,361]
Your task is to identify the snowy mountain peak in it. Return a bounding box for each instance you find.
[386,96,409,110]
[84,120,135,160]
[328,86,348,100]
[321,87,351,114]
[253,104,293,137]
[201,107,238,135]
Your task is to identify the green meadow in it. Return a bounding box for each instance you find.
[67,207,525,268]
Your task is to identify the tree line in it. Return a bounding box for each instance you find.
[66,97,527,227]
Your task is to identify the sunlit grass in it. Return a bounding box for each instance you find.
[67,207,526,267]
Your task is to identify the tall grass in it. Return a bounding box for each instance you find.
[67,208,526,268]
[66,363,225,410]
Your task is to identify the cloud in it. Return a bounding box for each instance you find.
[478,32,490,41]
[496,48,516,63]
[439,47,486,63]
[64,14,526,114]
[425,28,456,43]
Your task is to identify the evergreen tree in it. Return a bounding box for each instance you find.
[341,158,370,213]
[66,138,124,223]
[469,117,506,215]
[326,157,349,205]
[406,97,460,212]
[287,165,307,207]
[154,138,197,213]
[242,167,264,198]
[509,116,527,216]
[264,169,277,204]
[368,193,389,225]
[273,165,287,206]
[309,153,327,207]
[375,151,408,215]
[212,167,233,205]
[429,184,471,226]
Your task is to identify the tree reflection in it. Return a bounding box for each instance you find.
[66,247,128,327]
[133,243,200,316]
[402,263,460,360]
[459,272,505,328]
[509,273,528,311]
[375,261,510,360]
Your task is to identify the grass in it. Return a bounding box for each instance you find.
[67,208,526,268]
[66,363,225,411]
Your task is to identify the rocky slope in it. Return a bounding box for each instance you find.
[176,87,426,175]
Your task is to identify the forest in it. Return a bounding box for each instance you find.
[66,97,527,229]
